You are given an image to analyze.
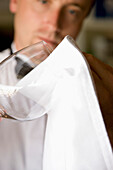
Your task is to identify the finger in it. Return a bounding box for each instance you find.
[91,70,104,100]
[83,52,113,77]
[91,69,113,116]
[83,52,113,92]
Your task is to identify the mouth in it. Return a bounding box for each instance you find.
[38,36,58,49]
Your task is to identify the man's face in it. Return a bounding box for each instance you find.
[10,0,93,50]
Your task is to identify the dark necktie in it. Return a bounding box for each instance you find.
[15,57,34,79]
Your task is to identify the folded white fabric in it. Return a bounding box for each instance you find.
[16,35,113,169]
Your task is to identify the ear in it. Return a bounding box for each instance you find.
[9,0,18,13]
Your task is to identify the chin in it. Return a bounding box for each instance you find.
[31,39,42,45]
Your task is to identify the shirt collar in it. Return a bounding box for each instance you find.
[11,42,17,53]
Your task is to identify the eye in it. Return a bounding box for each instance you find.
[39,0,48,4]
[68,9,76,15]
[66,5,82,20]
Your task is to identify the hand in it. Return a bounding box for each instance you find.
[83,52,113,148]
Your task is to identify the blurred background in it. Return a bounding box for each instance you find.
[0,0,113,66]
[77,0,113,66]
[0,0,13,51]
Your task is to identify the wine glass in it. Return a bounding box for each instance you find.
[0,41,52,121]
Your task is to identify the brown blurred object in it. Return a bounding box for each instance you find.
[0,0,13,51]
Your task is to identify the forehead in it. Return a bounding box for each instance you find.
[55,0,92,6]
[53,0,93,13]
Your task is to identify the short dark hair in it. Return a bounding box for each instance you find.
[92,0,96,8]
[87,0,96,16]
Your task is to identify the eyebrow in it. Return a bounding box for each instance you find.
[67,2,84,10]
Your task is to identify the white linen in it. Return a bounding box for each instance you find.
[16,35,113,169]
[0,36,113,169]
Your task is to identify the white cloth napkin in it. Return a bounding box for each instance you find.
[16,35,113,169]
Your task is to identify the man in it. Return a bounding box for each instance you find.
[10,0,113,147]
[0,0,113,169]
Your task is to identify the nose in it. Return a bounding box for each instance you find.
[43,7,61,32]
